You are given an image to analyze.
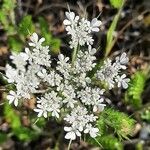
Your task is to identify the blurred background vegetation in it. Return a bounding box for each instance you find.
[0,0,150,149]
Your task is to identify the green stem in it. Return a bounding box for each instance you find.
[67,139,72,150]
[94,137,103,148]
[71,44,79,66]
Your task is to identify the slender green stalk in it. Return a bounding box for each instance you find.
[71,44,79,66]
[94,137,103,148]
[67,139,72,150]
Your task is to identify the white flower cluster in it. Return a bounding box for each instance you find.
[96,53,130,89]
[63,11,102,49]
[5,11,130,141]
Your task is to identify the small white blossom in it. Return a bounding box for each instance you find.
[57,54,71,78]
[5,24,130,141]
[34,91,62,118]
[27,46,51,67]
[96,53,129,89]
[63,11,101,48]
[5,64,18,83]
[64,106,99,140]
[29,32,45,48]
[62,84,77,108]
[90,18,102,32]
[7,91,20,106]
[73,73,91,87]
[115,74,130,89]
[115,52,129,70]
[84,124,99,138]
[64,126,81,140]
[10,52,28,71]
[37,69,62,87]
[75,47,96,73]
[63,12,79,26]
[77,87,105,112]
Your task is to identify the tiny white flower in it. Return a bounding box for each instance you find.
[7,91,20,106]
[116,74,130,89]
[10,52,28,71]
[63,12,102,48]
[34,91,62,118]
[84,124,99,138]
[5,64,18,83]
[64,126,81,140]
[63,12,79,26]
[29,32,45,48]
[90,18,102,32]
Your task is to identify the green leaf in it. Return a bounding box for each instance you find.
[50,38,61,54]
[4,102,39,141]
[38,17,49,35]
[105,8,122,57]
[3,0,16,11]
[109,0,124,9]
[13,127,38,141]
[0,10,9,29]
[18,15,35,36]
[97,108,135,139]
[141,108,150,123]
[0,133,7,144]
[8,37,23,53]
[38,17,52,43]
[38,17,60,54]
[4,102,21,129]
[89,135,123,150]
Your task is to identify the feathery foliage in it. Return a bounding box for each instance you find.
[125,71,147,109]
[89,108,135,149]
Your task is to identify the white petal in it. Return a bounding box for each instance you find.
[92,28,99,32]
[14,99,18,106]
[39,37,45,43]
[7,95,14,100]
[38,111,43,117]
[84,129,89,134]
[20,52,29,61]
[29,43,36,47]
[93,105,98,112]
[90,131,97,138]
[63,19,71,25]
[98,104,105,111]
[91,18,102,27]
[58,54,64,61]
[43,111,48,118]
[9,90,15,95]
[65,131,76,140]
[64,127,72,132]
[76,130,81,137]
[69,12,75,21]
[31,33,38,43]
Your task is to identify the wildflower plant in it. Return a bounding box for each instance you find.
[5,11,130,142]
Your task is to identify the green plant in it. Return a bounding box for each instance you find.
[0,1,60,54]
[0,0,16,35]
[91,134,123,150]
[105,0,125,57]
[125,71,147,109]
[88,108,135,149]
[110,0,124,9]
[0,133,7,144]
[39,17,61,54]
[4,102,40,141]
[141,107,150,123]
